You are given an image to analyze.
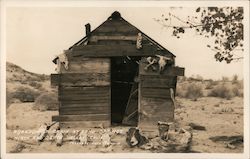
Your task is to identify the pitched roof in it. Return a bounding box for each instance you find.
[66,11,175,58]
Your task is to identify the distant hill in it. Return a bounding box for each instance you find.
[6,62,57,110]
[6,62,50,84]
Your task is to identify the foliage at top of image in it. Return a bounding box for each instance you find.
[155,7,243,63]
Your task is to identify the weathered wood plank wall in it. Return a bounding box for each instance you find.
[138,61,178,130]
[52,58,111,128]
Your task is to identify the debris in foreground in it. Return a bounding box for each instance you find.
[37,122,57,142]
[101,132,111,147]
[55,127,63,146]
[9,143,26,153]
[157,121,172,141]
[125,123,193,152]
[78,130,89,146]
[126,127,149,147]
[188,123,206,131]
[209,135,243,149]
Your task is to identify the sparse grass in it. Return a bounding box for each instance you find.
[34,92,58,111]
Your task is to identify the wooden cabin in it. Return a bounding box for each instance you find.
[51,11,184,130]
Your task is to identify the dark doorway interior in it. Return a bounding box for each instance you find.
[111,56,141,125]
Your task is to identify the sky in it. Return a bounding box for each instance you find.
[6,6,244,80]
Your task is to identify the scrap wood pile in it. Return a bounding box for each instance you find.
[34,122,121,148]
[126,121,193,152]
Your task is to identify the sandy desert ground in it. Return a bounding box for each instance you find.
[6,96,243,153]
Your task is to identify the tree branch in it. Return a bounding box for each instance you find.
[155,13,243,29]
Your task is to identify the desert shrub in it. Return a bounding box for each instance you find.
[26,75,41,82]
[34,92,58,111]
[205,81,214,89]
[232,86,244,97]
[208,84,234,100]
[222,76,229,83]
[20,81,28,84]
[232,74,239,84]
[195,75,203,82]
[10,86,40,102]
[6,90,19,108]
[206,80,222,89]
[234,79,243,90]
[177,76,187,83]
[211,80,219,85]
[176,84,187,98]
[187,75,203,82]
[6,90,12,107]
[232,86,241,96]
[184,83,203,101]
[39,74,50,81]
[29,81,42,89]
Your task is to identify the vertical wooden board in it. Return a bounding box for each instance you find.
[51,74,59,86]
[138,97,174,129]
[138,61,175,130]
[60,58,110,73]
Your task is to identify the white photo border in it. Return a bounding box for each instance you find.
[1,0,249,159]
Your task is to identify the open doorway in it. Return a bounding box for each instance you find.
[111,56,141,125]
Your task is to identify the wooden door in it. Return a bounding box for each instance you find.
[138,58,184,130]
